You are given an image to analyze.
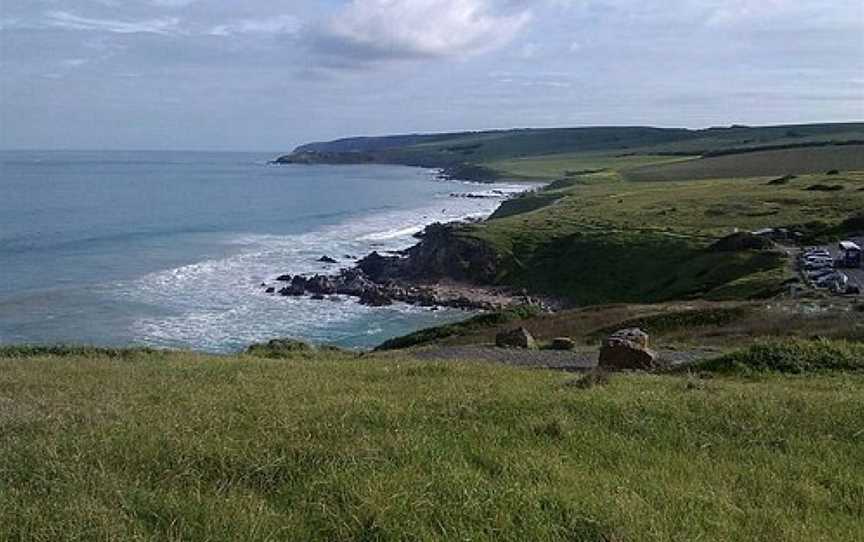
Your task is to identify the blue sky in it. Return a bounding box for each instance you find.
[1,0,862,151]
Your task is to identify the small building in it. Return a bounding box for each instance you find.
[839,241,862,268]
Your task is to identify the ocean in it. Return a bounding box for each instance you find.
[0,150,525,352]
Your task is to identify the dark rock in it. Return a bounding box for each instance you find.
[495,327,538,350]
[551,337,577,351]
[318,255,338,264]
[598,328,658,371]
[279,284,305,296]
[357,251,404,282]
[358,289,393,307]
[306,275,337,295]
[275,274,293,282]
[310,294,326,300]
[265,287,276,294]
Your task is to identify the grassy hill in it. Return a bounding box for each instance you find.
[276,123,864,306]
[277,123,864,177]
[2,345,864,541]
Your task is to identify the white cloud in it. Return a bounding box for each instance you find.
[208,15,301,37]
[316,0,532,60]
[44,11,182,35]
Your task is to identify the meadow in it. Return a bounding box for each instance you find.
[2,346,863,541]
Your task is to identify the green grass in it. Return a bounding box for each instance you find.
[694,339,864,375]
[1,349,863,541]
[624,145,864,182]
[484,152,696,181]
[375,305,541,351]
[457,169,864,303]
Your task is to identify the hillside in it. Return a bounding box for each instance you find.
[275,123,864,179]
[2,345,864,541]
[274,122,864,308]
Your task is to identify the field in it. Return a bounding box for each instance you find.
[483,153,696,182]
[2,347,864,541]
[624,145,864,182]
[459,169,864,304]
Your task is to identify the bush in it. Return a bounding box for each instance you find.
[246,338,313,358]
[694,339,864,374]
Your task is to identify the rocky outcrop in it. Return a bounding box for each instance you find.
[598,328,658,371]
[353,222,499,284]
[495,327,538,350]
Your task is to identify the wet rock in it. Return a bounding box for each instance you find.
[306,275,337,295]
[265,287,276,294]
[358,288,393,307]
[275,274,293,282]
[310,293,326,300]
[318,255,338,264]
[495,327,538,350]
[598,328,658,371]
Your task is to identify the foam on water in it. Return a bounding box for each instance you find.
[106,179,529,352]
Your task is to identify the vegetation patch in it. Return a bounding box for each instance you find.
[587,306,753,343]
[693,339,864,374]
[2,350,864,540]
[375,305,542,350]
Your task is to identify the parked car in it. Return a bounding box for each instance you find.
[807,269,835,281]
[804,262,833,272]
[802,251,831,258]
[815,272,847,289]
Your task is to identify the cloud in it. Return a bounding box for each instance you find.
[311,0,531,63]
[44,11,182,36]
[208,15,301,37]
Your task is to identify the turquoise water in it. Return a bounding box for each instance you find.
[0,151,521,352]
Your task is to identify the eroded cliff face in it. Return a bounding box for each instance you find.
[357,222,499,284]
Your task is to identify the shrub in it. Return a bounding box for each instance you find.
[246,338,313,358]
[694,339,864,374]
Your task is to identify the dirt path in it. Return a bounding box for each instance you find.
[411,345,723,372]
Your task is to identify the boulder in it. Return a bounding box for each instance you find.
[598,328,657,371]
[279,284,305,296]
[495,327,538,350]
[265,287,276,294]
[306,275,337,295]
[358,288,393,307]
[551,337,577,351]
[318,255,338,264]
[275,274,293,282]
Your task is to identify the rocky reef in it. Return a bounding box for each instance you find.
[262,222,538,311]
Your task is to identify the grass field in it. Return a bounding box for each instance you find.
[624,145,864,182]
[451,167,864,303]
[2,347,864,541]
[483,153,696,181]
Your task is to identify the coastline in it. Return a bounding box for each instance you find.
[260,168,549,313]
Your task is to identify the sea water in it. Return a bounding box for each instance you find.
[0,151,525,352]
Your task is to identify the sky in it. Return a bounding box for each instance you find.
[1,0,862,151]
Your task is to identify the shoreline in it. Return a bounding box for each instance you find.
[260,171,550,313]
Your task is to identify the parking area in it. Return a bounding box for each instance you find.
[798,237,863,296]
